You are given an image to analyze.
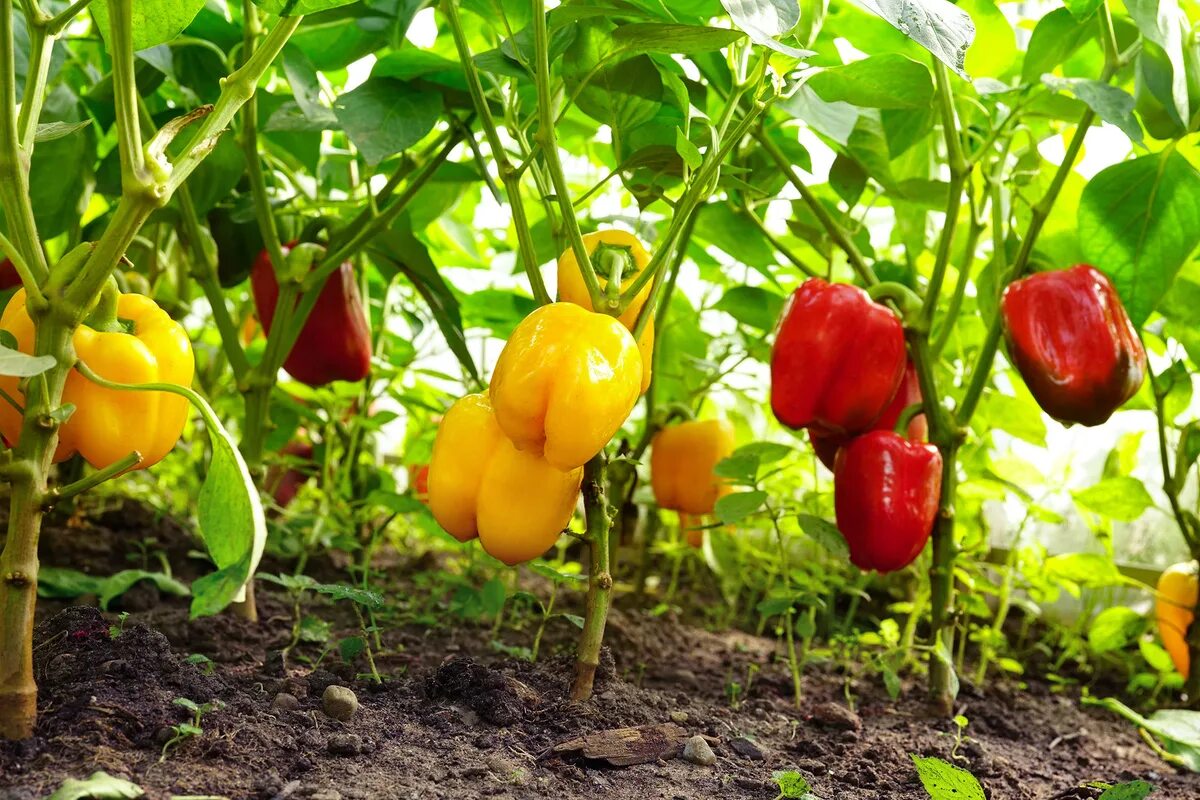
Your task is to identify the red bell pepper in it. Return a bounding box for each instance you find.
[834,430,942,573]
[810,360,926,469]
[268,442,315,508]
[1001,265,1146,426]
[0,260,19,290]
[251,243,372,387]
[771,278,907,435]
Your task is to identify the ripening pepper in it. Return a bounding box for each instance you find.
[0,259,19,290]
[267,442,315,508]
[557,230,654,393]
[771,278,907,435]
[810,361,926,470]
[490,302,642,471]
[679,513,706,549]
[1001,265,1146,427]
[408,463,430,505]
[0,289,194,469]
[251,243,371,387]
[651,419,736,515]
[428,393,583,566]
[834,430,942,573]
[1156,561,1198,678]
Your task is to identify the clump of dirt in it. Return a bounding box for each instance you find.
[427,657,542,726]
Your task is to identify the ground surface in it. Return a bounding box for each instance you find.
[2,501,1199,800]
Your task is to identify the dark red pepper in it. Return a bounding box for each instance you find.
[771,278,907,435]
[0,260,20,290]
[834,430,942,573]
[810,360,927,469]
[267,442,315,508]
[1001,265,1146,427]
[251,243,372,387]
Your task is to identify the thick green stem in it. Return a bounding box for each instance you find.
[570,455,612,702]
[16,6,52,154]
[0,315,75,740]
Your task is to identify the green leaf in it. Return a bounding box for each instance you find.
[313,583,385,609]
[911,755,986,800]
[1088,606,1145,654]
[0,344,55,378]
[339,635,366,662]
[1044,553,1127,589]
[849,0,977,79]
[281,46,338,127]
[1126,0,1190,126]
[480,578,507,617]
[613,23,746,55]
[36,567,105,599]
[714,490,767,524]
[1071,477,1154,522]
[35,120,93,143]
[92,0,206,51]
[1042,76,1142,142]
[1063,0,1103,20]
[1141,639,1178,674]
[188,393,267,619]
[333,78,442,166]
[720,0,813,58]
[960,0,1016,79]
[1086,696,1200,772]
[47,771,145,800]
[713,286,786,330]
[809,54,934,109]
[254,0,358,15]
[1078,150,1200,327]
[1098,781,1155,800]
[796,514,849,558]
[1022,8,1094,82]
[771,770,815,798]
[97,570,189,610]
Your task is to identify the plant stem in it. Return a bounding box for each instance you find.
[920,63,969,329]
[570,455,613,702]
[767,500,802,707]
[0,0,47,280]
[756,130,875,286]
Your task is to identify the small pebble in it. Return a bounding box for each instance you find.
[796,758,828,776]
[682,735,717,766]
[272,692,300,712]
[327,733,362,756]
[729,736,765,760]
[810,701,861,731]
[669,711,689,724]
[486,755,527,784]
[322,685,358,721]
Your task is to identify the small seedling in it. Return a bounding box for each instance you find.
[184,653,215,675]
[108,611,130,639]
[160,698,221,761]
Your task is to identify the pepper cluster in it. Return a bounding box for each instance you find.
[426,232,647,565]
[771,278,942,573]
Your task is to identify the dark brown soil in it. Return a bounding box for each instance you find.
[2,501,1199,800]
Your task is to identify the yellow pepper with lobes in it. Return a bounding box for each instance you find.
[427,393,582,566]
[1156,561,1199,678]
[557,230,654,393]
[651,419,736,515]
[0,289,194,470]
[490,302,642,471]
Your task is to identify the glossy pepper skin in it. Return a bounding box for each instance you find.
[651,419,736,515]
[0,289,194,469]
[427,394,583,566]
[251,243,371,387]
[490,302,642,471]
[557,230,654,393]
[771,278,907,435]
[834,430,942,573]
[810,361,926,470]
[1001,265,1146,427]
[1156,561,1198,678]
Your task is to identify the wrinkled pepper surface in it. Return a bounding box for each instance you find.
[558,229,654,393]
[0,289,194,469]
[251,243,371,387]
[651,419,736,515]
[1156,561,1198,678]
[490,302,642,471]
[771,278,907,435]
[834,430,942,573]
[1001,265,1146,426]
[810,361,926,470]
[427,393,583,566]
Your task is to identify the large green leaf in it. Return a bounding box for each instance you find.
[92,0,206,51]
[1078,150,1200,326]
[849,0,977,78]
[333,78,442,166]
[1072,477,1154,522]
[809,54,934,109]
[254,0,359,14]
[911,756,986,800]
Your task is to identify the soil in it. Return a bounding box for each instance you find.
[2,501,1200,800]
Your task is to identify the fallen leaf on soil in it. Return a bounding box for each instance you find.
[550,722,688,766]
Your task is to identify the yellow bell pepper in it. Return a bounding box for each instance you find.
[557,230,654,393]
[1156,561,1198,678]
[651,419,736,515]
[490,302,641,471]
[0,289,194,470]
[427,393,583,566]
